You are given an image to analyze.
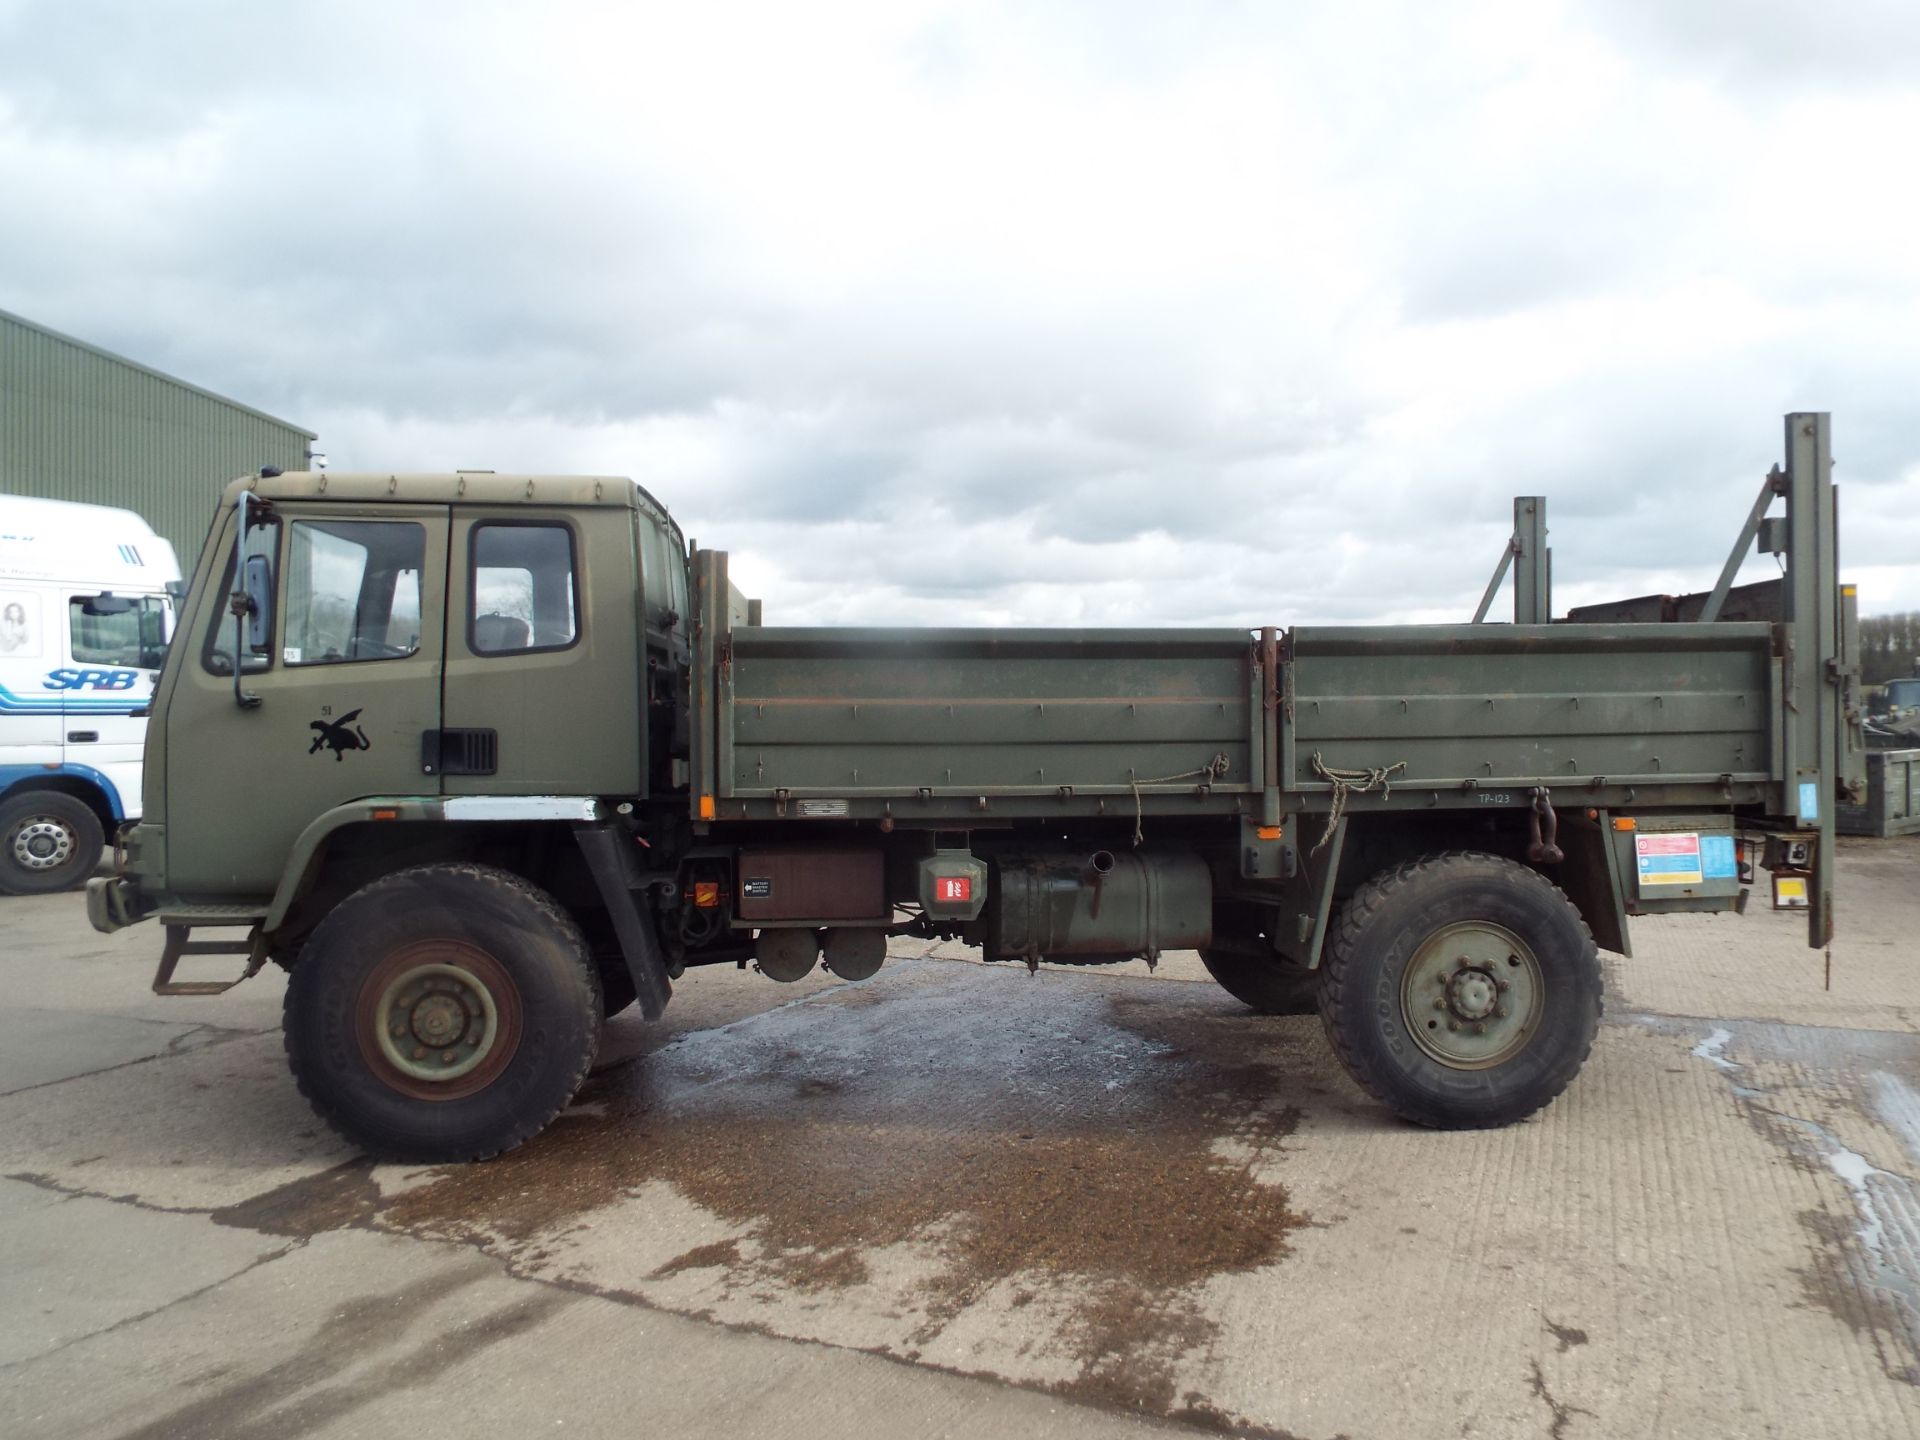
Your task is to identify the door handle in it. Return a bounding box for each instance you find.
[67,731,99,743]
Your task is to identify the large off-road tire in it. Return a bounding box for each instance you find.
[283,863,601,1162]
[0,791,105,896]
[1317,851,1602,1129]
[1199,950,1321,1015]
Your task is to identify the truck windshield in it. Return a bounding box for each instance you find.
[69,595,170,670]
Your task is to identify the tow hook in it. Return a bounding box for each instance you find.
[1527,788,1564,864]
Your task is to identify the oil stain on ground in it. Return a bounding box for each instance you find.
[369,960,1316,1424]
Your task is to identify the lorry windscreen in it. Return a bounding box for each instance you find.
[70,594,169,669]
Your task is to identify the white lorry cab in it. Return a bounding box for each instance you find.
[0,495,181,894]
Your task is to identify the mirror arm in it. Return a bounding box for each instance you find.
[230,490,261,709]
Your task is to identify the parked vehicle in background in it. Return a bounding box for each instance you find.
[0,495,180,893]
[89,415,1858,1161]
[1866,676,1920,749]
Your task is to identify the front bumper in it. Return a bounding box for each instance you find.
[86,875,150,934]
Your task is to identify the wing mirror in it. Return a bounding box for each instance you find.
[243,554,273,651]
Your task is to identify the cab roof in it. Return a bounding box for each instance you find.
[0,494,181,585]
[223,470,681,540]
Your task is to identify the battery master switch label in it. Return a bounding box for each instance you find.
[743,878,772,900]
[1636,832,1704,886]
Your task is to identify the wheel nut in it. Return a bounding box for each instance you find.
[391,1025,406,1038]
[1434,999,1446,1010]
[1473,1023,1486,1034]
[441,1051,455,1063]
[1496,979,1510,993]
[1447,1021,1459,1032]
[412,1046,426,1060]
[1495,1006,1509,1019]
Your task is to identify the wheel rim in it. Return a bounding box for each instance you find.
[10,816,76,873]
[354,942,523,1101]
[1400,920,1544,1070]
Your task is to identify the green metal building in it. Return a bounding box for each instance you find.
[0,307,315,566]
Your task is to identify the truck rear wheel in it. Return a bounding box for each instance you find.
[283,864,601,1162]
[1317,852,1601,1129]
[1199,950,1320,1015]
[0,790,104,896]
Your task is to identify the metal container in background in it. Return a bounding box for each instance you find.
[1838,749,1920,838]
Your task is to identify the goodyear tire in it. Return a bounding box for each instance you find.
[1199,950,1320,1016]
[0,791,105,896]
[284,863,601,1162]
[1317,851,1602,1129]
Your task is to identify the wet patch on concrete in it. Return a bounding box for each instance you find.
[224,960,1316,1427]
[1678,1017,1920,1387]
[108,1258,570,1440]
[210,1160,382,1236]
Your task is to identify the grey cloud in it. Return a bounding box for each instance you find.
[3,0,1917,630]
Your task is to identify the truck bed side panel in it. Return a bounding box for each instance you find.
[1288,623,1775,791]
[722,628,1257,798]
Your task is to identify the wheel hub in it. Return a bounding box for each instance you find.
[1402,922,1544,1070]
[373,963,500,1083]
[1445,966,1499,1021]
[12,819,74,872]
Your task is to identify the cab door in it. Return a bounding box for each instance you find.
[439,508,640,797]
[164,504,449,899]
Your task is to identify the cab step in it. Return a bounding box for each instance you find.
[152,916,269,996]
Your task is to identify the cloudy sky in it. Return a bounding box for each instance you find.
[3,0,1918,626]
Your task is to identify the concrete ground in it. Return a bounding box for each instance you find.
[2,841,1917,1440]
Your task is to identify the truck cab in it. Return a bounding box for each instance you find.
[0,495,179,893]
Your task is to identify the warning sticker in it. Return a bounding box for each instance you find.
[935,876,972,904]
[1700,835,1737,880]
[1637,832,1704,886]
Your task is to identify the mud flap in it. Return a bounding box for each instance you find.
[571,823,673,1020]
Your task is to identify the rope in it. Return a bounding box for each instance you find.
[1308,751,1406,855]
[1129,753,1231,847]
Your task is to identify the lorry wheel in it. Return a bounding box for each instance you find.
[1199,950,1320,1015]
[0,791,105,896]
[1317,852,1601,1129]
[283,864,601,1162]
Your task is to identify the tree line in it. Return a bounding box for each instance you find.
[1862,612,1920,686]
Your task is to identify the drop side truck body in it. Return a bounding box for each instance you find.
[88,414,1861,1160]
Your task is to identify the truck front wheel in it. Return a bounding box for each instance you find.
[283,864,601,1162]
[1317,852,1602,1129]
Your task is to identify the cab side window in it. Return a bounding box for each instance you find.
[470,523,577,654]
[283,520,426,667]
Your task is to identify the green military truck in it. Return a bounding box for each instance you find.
[88,414,1861,1162]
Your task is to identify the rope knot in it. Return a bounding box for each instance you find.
[1308,751,1407,854]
